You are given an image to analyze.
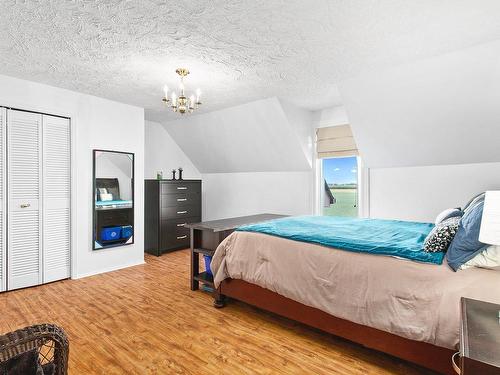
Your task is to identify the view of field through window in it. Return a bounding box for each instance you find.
[322,156,358,217]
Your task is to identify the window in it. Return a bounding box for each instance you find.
[315,124,364,217]
[322,156,358,217]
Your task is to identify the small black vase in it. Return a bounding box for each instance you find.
[171,169,177,180]
[178,167,183,180]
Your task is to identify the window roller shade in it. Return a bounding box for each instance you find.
[316,124,358,158]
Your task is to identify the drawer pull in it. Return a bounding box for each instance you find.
[176,223,187,227]
[177,210,187,214]
[20,203,31,208]
[177,198,187,202]
[177,235,187,240]
[177,187,187,190]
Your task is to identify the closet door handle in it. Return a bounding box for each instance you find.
[177,235,187,240]
[20,203,31,208]
[177,210,187,214]
[177,187,187,190]
[177,198,187,202]
[176,223,187,227]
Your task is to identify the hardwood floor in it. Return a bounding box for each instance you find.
[0,250,436,374]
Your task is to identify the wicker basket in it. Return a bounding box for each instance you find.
[0,324,69,375]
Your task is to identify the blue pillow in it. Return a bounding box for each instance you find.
[446,200,487,271]
[463,192,485,214]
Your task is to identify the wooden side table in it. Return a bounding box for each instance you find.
[454,297,500,374]
[186,214,286,306]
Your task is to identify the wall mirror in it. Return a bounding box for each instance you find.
[93,150,134,250]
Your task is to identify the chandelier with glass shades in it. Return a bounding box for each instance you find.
[162,68,202,114]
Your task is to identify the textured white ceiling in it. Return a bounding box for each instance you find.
[1,1,500,121]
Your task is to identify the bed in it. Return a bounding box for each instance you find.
[95,178,132,209]
[210,216,500,375]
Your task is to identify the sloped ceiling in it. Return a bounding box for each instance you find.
[162,98,313,173]
[2,1,500,121]
[339,39,500,168]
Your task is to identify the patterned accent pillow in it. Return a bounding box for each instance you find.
[434,207,463,225]
[424,216,461,253]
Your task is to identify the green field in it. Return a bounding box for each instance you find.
[323,188,358,217]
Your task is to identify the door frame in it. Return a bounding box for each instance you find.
[0,100,76,285]
[0,108,5,292]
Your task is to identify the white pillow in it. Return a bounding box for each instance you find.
[435,208,461,225]
[460,245,500,270]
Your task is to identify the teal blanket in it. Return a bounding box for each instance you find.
[237,216,443,265]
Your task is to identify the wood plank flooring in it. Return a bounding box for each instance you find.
[0,250,436,374]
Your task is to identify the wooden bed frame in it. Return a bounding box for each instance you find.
[217,278,456,375]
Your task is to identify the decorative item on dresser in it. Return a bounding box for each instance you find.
[144,179,201,256]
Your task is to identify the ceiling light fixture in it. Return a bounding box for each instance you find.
[162,68,202,114]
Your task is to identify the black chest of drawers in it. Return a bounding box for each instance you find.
[144,179,201,256]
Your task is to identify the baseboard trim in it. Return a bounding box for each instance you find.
[72,260,146,280]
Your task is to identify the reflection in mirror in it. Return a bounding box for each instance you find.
[93,150,134,250]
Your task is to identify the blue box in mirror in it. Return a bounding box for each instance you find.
[121,225,133,239]
[101,226,122,241]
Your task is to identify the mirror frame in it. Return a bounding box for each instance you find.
[92,149,135,250]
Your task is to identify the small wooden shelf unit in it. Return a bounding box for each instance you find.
[187,214,286,292]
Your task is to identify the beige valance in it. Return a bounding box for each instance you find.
[316,124,358,158]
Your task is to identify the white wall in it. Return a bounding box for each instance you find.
[370,162,500,222]
[312,105,349,128]
[202,172,313,221]
[279,99,314,166]
[164,98,312,173]
[335,40,500,220]
[147,99,316,220]
[339,39,500,168]
[144,120,312,220]
[0,74,145,279]
[144,120,201,180]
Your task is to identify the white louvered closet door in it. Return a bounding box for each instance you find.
[0,108,6,292]
[42,115,71,283]
[7,109,43,290]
